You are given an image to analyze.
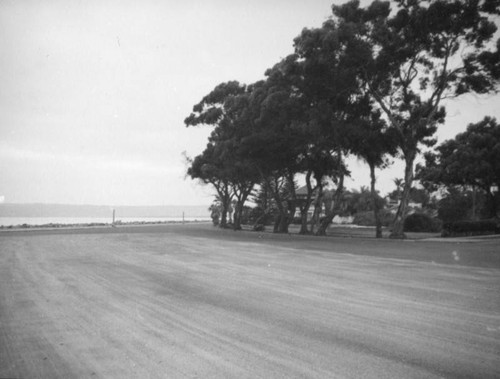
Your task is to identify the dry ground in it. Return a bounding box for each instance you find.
[1,224,499,378]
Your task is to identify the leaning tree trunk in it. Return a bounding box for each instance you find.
[232,184,254,231]
[316,174,345,236]
[390,154,415,239]
[369,163,383,238]
[262,175,289,234]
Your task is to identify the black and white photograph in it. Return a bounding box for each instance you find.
[1,0,499,377]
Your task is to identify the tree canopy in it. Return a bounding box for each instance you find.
[328,0,500,236]
[418,116,500,217]
[184,0,500,236]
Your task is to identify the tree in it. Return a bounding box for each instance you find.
[436,187,474,222]
[346,186,386,213]
[333,0,500,237]
[296,150,338,235]
[239,59,309,233]
[187,145,233,228]
[185,81,258,230]
[293,19,369,236]
[409,187,431,208]
[350,108,397,237]
[249,180,279,228]
[418,116,500,218]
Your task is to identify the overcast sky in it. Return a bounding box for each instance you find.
[1,0,499,206]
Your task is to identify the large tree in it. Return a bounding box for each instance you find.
[418,116,500,218]
[332,0,500,237]
[186,144,233,228]
[350,107,397,237]
[259,54,346,235]
[185,81,258,230]
[240,61,308,233]
[293,19,369,236]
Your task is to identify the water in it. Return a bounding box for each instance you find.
[0,216,210,228]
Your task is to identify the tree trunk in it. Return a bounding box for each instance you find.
[273,213,288,233]
[220,209,227,228]
[220,198,229,228]
[273,201,289,233]
[232,202,243,230]
[316,174,344,236]
[299,208,309,234]
[262,175,289,234]
[279,211,290,233]
[220,190,233,229]
[369,163,383,238]
[390,154,415,238]
[315,196,338,236]
[299,172,315,234]
[270,187,289,233]
[273,214,280,233]
[232,185,253,231]
[309,182,323,234]
[315,215,332,236]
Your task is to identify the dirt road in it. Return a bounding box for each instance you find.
[1,224,499,378]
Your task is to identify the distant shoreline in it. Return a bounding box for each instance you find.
[0,219,211,232]
[0,203,210,218]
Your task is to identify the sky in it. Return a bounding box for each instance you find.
[1,0,499,206]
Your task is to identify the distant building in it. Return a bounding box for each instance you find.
[386,196,423,215]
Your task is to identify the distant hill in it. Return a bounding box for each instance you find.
[0,203,210,219]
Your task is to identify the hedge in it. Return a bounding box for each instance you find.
[441,219,500,237]
[352,210,393,227]
[404,213,442,233]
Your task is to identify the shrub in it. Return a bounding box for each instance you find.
[442,219,500,237]
[253,224,265,232]
[437,192,471,222]
[211,215,219,226]
[352,210,393,227]
[404,213,442,233]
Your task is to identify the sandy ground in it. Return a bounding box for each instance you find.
[1,224,499,378]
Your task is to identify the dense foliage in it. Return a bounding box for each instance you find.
[418,117,500,218]
[185,0,500,237]
[442,219,500,237]
[403,213,442,233]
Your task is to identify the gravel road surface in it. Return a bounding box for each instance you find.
[1,224,499,378]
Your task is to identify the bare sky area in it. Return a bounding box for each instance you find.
[1,0,499,206]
